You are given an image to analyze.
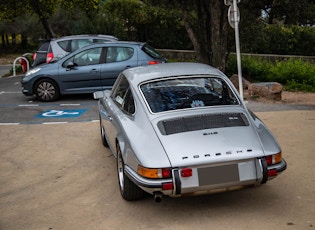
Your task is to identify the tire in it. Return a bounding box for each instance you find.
[99,116,109,147]
[116,144,144,201]
[34,79,60,102]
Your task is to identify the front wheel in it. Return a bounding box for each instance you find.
[116,144,144,201]
[34,79,60,102]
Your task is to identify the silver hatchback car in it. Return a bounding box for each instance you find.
[32,34,118,67]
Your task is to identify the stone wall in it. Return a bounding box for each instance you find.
[157,49,315,63]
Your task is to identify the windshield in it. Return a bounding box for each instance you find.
[140,76,239,113]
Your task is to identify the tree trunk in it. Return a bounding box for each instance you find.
[30,0,54,38]
[208,0,228,71]
[182,9,206,63]
[21,33,28,50]
[180,0,228,72]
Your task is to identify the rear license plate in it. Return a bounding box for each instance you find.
[198,164,239,186]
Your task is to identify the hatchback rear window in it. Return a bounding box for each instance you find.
[142,44,162,59]
[37,41,50,51]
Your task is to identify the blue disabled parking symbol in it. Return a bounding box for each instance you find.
[36,109,87,118]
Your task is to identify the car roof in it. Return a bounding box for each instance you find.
[38,34,118,43]
[67,41,146,53]
[54,34,118,41]
[122,62,225,86]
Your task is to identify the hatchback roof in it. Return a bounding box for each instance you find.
[54,34,118,41]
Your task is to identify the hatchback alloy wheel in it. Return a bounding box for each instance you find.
[35,79,60,102]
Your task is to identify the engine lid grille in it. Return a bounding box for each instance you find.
[158,113,249,135]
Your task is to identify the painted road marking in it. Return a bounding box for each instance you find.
[36,109,87,118]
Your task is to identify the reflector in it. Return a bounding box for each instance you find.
[162,182,174,190]
[181,168,193,177]
[268,169,277,177]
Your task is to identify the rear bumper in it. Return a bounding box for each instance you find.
[266,159,287,180]
[124,158,285,197]
[268,159,287,173]
[124,165,173,196]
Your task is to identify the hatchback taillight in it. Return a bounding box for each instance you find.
[32,53,36,60]
[46,52,54,63]
[148,60,161,65]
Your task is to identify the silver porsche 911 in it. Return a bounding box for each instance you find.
[94,62,286,202]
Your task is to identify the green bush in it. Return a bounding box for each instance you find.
[226,56,315,92]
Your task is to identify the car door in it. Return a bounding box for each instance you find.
[100,46,138,89]
[58,47,103,94]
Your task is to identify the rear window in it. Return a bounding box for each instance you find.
[140,76,239,113]
[37,41,50,51]
[142,44,162,59]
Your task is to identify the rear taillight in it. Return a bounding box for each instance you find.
[265,152,282,165]
[32,53,36,60]
[46,52,54,63]
[137,165,172,179]
[148,60,161,65]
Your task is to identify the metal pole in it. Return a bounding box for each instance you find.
[233,0,243,100]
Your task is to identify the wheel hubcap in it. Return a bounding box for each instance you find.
[37,82,55,100]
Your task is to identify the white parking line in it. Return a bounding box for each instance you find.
[0,123,20,125]
[60,104,81,106]
[42,122,69,125]
[18,104,39,107]
[0,91,20,94]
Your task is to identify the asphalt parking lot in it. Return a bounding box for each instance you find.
[1,110,314,230]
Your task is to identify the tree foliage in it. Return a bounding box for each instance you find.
[0,0,314,66]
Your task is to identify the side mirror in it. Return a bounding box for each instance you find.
[66,61,76,69]
[93,91,105,99]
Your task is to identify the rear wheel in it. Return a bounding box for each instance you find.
[116,144,144,201]
[35,79,60,102]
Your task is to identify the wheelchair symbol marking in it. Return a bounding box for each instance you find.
[42,110,80,117]
[36,109,87,118]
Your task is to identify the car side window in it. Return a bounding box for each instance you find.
[112,76,135,115]
[106,47,134,63]
[122,88,135,114]
[71,39,93,52]
[63,47,102,67]
[57,40,69,52]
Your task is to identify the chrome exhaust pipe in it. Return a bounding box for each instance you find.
[153,192,163,203]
